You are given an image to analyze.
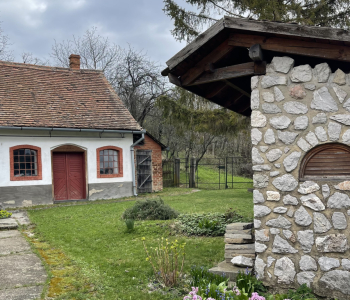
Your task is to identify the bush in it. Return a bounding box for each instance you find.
[0,210,12,219]
[175,210,250,236]
[124,219,135,232]
[122,198,178,220]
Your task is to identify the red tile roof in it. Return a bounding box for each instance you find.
[0,61,141,130]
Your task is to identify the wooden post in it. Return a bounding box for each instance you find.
[174,158,180,187]
[189,157,196,188]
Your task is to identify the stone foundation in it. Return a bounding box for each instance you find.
[252,57,350,299]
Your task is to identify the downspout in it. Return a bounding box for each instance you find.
[130,130,146,196]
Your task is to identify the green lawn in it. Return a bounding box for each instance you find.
[27,188,253,300]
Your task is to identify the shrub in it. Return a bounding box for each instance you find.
[0,210,12,219]
[124,219,135,232]
[122,198,178,220]
[142,237,185,287]
[176,210,250,236]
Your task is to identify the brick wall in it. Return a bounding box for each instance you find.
[134,135,163,192]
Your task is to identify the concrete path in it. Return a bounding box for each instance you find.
[0,212,47,300]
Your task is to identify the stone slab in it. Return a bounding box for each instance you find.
[0,230,21,239]
[11,212,31,226]
[209,261,253,281]
[0,218,18,230]
[0,285,43,300]
[0,236,31,255]
[0,253,47,289]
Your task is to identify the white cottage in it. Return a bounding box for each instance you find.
[0,55,145,208]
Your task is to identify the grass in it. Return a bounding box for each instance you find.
[27,187,253,299]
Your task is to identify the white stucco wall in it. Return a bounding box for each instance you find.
[0,131,134,187]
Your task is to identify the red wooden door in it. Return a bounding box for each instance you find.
[53,152,86,200]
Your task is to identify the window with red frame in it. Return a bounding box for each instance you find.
[99,149,119,174]
[10,145,42,181]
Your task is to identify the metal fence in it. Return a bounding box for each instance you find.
[162,157,253,190]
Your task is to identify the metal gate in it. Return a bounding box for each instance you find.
[162,159,175,187]
[136,150,152,193]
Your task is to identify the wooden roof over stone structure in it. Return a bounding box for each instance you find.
[162,17,350,117]
[0,61,141,131]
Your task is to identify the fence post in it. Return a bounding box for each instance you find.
[225,157,228,189]
[174,158,180,187]
[189,157,196,188]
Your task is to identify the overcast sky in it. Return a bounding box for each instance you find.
[0,0,191,68]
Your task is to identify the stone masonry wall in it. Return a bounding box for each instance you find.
[252,56,350,299]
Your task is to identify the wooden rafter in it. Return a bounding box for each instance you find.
[186,62,255,86]
[229,33,350,62]
[223,80,250,98]
[180,40,235,86]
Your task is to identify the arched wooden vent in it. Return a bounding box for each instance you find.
[300,143,350,180]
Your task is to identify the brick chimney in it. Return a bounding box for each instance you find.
[69,54,80,69]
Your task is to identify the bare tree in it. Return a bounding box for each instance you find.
[21,52,49,65]
[0,22,13,61]
[51,28,167,126]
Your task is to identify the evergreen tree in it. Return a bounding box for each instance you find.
[163,0,350,42]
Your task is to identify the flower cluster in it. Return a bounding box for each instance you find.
[184,287,203,300]
[249,292,265,300]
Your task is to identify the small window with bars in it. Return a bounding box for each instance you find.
[99,149,119,174]
[13,148,38,177]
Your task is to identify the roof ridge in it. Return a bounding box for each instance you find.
[0,60,104,73]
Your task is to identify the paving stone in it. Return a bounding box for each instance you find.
[251,111,267,127]
[261,75,287,88]
[0,230,21,239]
[319,270,350,295]
[272,174,298,191]
[264,129,275,144]
[253,190,265,204]
[283,151,301,172]
[283,194,298,205]
[0,253,47,289]
[266,215,292,229]
[274,87,285,102]
[297,272,316,288]
[0,218,18,230]
[332,212,347,230]
[297,137,311,152]
[254,205,272,218]
[318,257,340,271]
[311,87,338,112]
[11,212,31,226]
[294,206,312,227]
[262,103,282,114]
[278,130,299,144]
[273,207,288,214]
[322,184,330,198]
[300,255,317,271]
[272,56,294,73]
[313,212,332,234]
[283,101,308,114]
[266,191,281,201]
[0,236,31,255]
[333,68,346,85]
[316,234,348,253]
[290,65,312,82]
[294,116,308,130]
[297,230,314,253]
[252,147,264,164]
[327,192,350,208]
[270,116,291,129]
[266,149,283,162]
[330,114,350,125]
[272,235,298,254]
[274,257,296,284]
[251,89,260,110]
[255,229,270,242]
[312,113,327,124]
[0,285,43,300]
[333,86,347,103]
[305,131,318,146]
[315,126,328,142]
[251,128,262,145]
[253,174,269,188]
[315,62,331,82]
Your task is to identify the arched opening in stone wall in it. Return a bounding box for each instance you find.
[299,143,350,181]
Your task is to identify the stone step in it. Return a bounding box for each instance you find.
[226,228,253,235]
[225,243,255,250]
[225,233,253,244]
[209,261,253,281]
[0,218,18,230]
[226,223,253,231]
[225,253,256,263]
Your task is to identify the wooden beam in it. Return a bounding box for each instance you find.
[223,79,250,98]
[229,33,350,62]
[249,44,263,61]
[204,83,228,99]
[254,61,266,75]
[168,73,182,87]
[186,62,255,86]
[180,40,234,86]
